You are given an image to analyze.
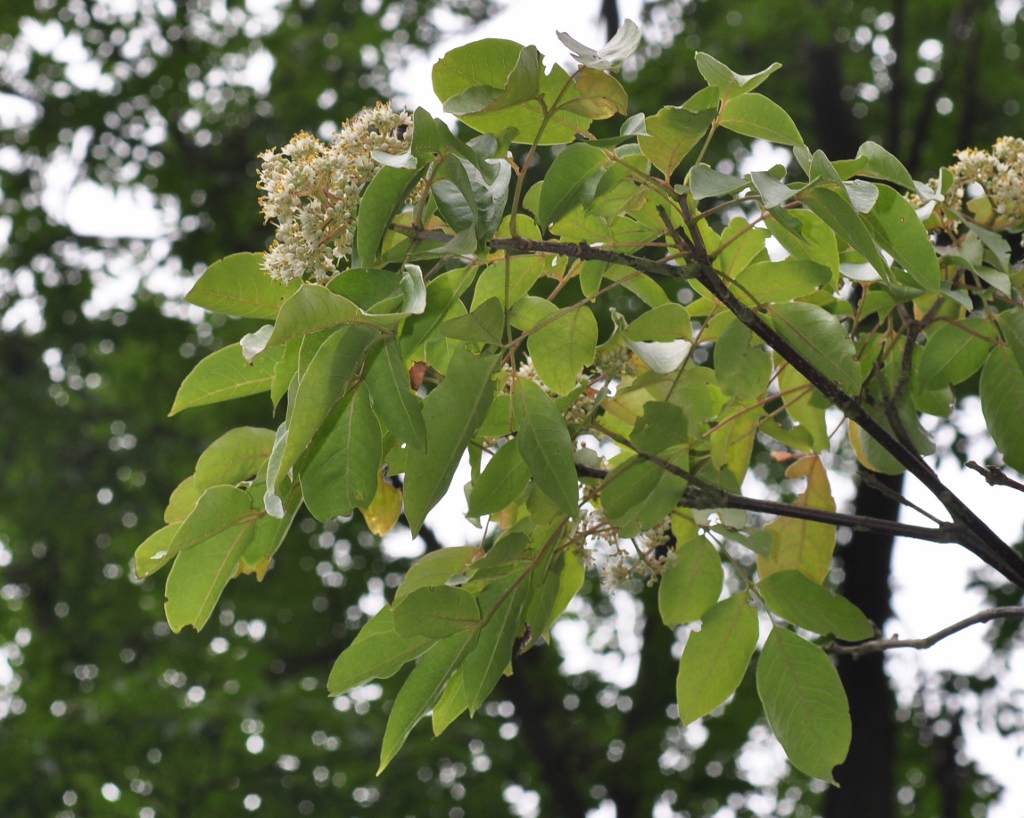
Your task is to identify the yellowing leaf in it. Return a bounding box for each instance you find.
[359,473,403,536]
[757,456,836,583]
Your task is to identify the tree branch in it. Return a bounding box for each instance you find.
[489,236,687,279]
[666,202,1024,589]
[830,606,1024,658]
[965,461,1024,494]
[575,462,960,545]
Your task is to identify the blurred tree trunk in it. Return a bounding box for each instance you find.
[800,36,900,818]
[824,473,901,818]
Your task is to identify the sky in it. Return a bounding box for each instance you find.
[6,0,1024,813]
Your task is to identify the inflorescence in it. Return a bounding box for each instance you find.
[257,102,414,283]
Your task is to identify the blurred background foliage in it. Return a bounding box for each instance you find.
[1,1,1022,816]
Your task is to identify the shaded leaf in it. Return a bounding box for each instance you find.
[404,350,499,533]
[365,337,427,452]
[513,379,579,516]
[468,439,531,518]
[300,385,383,521]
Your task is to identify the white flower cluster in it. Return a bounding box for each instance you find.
[945,137,1024,228]
[257,102,414,283]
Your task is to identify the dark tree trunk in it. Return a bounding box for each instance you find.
[824,471,902,818]
[600,0,620,43]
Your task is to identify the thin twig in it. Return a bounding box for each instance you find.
[830,606,1024,658]
[966,461,1024,494]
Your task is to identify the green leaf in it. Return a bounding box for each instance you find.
[675,592,759,725]
[328,268,401,309]
[658,536,724,626]
[719,93,803,147]
[395,546,478,601]
[631,401,688,454]
[537,143,608,227]
[393,586,482,638]
[777,365,829,452]
[134,523,181,579]
[863,185,940,292]
[328,606,432,695]
[509,295,558,330]
[562,67,629,119]
[715,319,772,401]
[401,267,476,361]
[164,519,254,633]
[603,450,688,536]
[404,350,499,534]
[623,303,692,342]
[997,307,1024,372]
[844,180,879,213]
[238,482,301,579]
[276,324,378,489]
[165,475,201,524]
[266,284,361,347]
[547,553,585,638]
[185,252,299,318]
[638,105,717,176]
[194,427,276,491]
[688,164,747,199]
[468,439,531,518]
[749,170,795,209]
[440,296,505,345]
[357,165,424,264]
[463,573,529,713]
[801,187,890,280]
[733,260,831,305]
[444,45,540,115]
[432,39,589,145]
[756,627,851,783]
[271,338,300,408]
[757,570,874,641]
[768,211,840,276]
[918,318,996,387]
[167,485,256,559]
[528,305,598,395]
[300,385,383,521]
[770,302,862,394]
[513,379,579,516]
[980,347,1024,473]
[471,256,547,309]
[365,338,427,453]
[854,141,916,190]
[169,343,283,415]
[432,670,469,736]
[378,628,479,773]
[432,154,479,235]
[694,52,780,98]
